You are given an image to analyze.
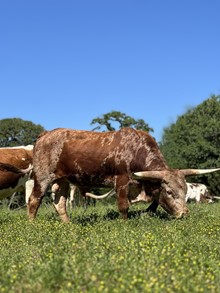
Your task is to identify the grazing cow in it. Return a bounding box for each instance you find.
[25,181,94,209]
[67,184,96,208]
[50,182,78,208]
[50,183,95,208]
[85,186,152,205]
[185,183,212,203]
[27,128,220,222]
[85,182,215,205]
[0,145,33,203]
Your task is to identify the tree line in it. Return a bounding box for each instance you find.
[0,94,220,195]
[160,95,220,195]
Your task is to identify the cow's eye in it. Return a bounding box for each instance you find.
[167,190,172,195]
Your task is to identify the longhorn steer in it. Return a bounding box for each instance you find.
[67,184,96,208]
[85,182,214,204]
[27,128,220,222]
[85,186,152,204]
[0,146,33,203]
[185,183,212,203]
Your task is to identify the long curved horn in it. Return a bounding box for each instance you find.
[213,196,220,199]
[85,189,116,199]
[213,196,220,200]
[181,168,220,176]
[133,170,166,180]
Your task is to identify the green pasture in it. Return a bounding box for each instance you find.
[1,201,220,293]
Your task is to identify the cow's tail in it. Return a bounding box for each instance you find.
[0,162,32,174]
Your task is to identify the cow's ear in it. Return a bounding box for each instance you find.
[181,168,220,176]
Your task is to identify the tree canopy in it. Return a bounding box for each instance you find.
[0,118,45,147]
[90,110,153,133]
[160,95,220,195]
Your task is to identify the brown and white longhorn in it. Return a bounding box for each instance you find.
[26,128,220,222]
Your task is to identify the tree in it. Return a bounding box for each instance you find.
[91,110,153,133]
[0,118,45,147]
[160,95,220,195]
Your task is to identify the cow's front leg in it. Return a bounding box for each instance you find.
[53,181,70,223]
[115,175,130,219]
[146,200,159,213]
[146,189,160,214]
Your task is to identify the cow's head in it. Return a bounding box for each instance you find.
[159,171,188,218]
[133,168,220,218]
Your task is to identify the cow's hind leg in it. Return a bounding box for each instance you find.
[28,179,48,220]
[115,175,130,219]
[53,180,70,223]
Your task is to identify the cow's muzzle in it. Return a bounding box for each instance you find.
[173,207,189,219]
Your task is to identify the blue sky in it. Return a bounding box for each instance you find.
[1,0,219,142]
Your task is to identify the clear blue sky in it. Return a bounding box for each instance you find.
[1,0,219,142]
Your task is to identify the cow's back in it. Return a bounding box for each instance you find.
[0,147,33,168]
[33,128,167,186]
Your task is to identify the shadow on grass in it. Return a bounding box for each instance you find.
[70,209,120,225]
[129,208,172,221]
[72,212,101,226]
[68,207,172,226]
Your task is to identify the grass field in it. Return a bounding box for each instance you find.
[1,201,220,293]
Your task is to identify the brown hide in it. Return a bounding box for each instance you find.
[28,128,190,222]
[0,146,33,199]
[34,128,167,185]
